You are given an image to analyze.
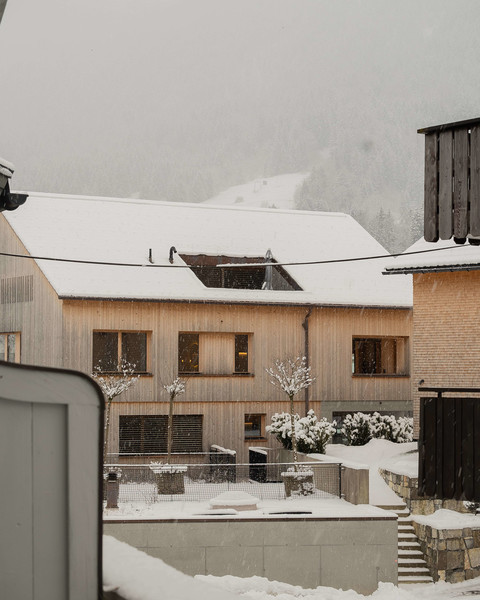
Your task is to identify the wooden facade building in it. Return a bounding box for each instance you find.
[0,193,412,461]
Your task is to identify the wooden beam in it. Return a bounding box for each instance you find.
[424,133,439,242]
[453,128,469,239]
[470,126,480,236]
[438,131,453,239]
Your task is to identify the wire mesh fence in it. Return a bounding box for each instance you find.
[103,461,342,504]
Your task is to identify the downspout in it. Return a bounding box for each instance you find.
[302,307,313,416]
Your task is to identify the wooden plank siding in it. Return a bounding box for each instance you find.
[0,217,63,367]
[470,126,480,236]
[424,133,439,242]
[310,307,411,404]
[61,300,411,462]
[420,119,480,242]
[108,400,321,463]
[453,128,469,239]
[438,131,453,240]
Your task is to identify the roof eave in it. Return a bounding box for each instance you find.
[384,264,480,275]
[58,295,411,310]
[418,117,480,135]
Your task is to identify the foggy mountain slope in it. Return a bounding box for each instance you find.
[202,173,308,210]
[1,0,480,235]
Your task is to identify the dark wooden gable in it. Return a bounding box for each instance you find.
[419,117,480,243]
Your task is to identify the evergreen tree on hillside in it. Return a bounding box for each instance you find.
[370,207,397,253]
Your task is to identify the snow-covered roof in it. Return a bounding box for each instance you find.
[384,237,480,274]
[2,192,412,307]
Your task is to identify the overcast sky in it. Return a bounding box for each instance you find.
[1,0,480,203]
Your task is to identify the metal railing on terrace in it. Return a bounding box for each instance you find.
[103,461,342,504]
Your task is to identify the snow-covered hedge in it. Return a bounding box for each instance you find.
[341,412,413,446]
[266,410,336,454]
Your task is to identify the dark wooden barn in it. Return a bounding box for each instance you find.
[419,117,480,244]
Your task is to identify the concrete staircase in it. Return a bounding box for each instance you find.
[378,504,434,585]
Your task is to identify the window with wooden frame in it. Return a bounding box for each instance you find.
[0,332,20,363]
[119,414,203,454]
[234,334,249,373]
[178,332,252,375]
[92,331,149,373]
[178,333,199,373]
[244,414,265,439]
[352,336,408,376]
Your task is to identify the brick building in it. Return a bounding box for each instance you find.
[385,239,480,437]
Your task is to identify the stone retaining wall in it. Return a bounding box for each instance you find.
[379,468,468,515]
[412,521,480,583]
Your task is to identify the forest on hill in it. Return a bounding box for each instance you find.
[1,0,480,251]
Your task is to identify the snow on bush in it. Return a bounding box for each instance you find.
[341,412,372,446]
[341,412,413,446]
[267,410,336,454]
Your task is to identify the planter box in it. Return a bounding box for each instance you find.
[281,470,314,497]
[150,465,188,495]
[156,472,185,495]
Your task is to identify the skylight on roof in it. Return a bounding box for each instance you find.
[180,254,302,291]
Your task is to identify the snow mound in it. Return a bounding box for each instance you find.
[210,491,260,510]
[413,509,480,530]
[326,439,417,506]
[103,535,239,600]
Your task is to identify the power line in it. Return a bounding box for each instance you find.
[0,244,469,269]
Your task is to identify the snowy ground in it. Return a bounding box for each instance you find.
[323,439,418,506]
[104,441,480,599]
[104,535,480,600]
[103,495,391,521]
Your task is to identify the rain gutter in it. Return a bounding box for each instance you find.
[302,306,313,415]
[58,296,411,310]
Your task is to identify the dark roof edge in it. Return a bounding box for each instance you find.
[418,117,480,135]
[385,264,480,275]
[58,295,411,310]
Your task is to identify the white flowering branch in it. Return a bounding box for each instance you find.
[92,358,140,463]
[265,356,315,465]
[164,377,186,398]
[163,377,186,463]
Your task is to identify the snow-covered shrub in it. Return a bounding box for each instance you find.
[267,410,336,454]
[392,416,414,443]
[369,412,396,441]
[341,412,372,446]
[341,412,413,445]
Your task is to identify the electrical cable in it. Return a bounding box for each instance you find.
[0,244,469,269]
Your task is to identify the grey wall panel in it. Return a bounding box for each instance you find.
[32,404,68,600]
[0,362,104,600]
[0,399,34,599]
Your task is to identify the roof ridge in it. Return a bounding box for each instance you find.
[14,191,349,219]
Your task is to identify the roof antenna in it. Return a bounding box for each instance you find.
[169,246,177,264]
[148,249,154,264]
[262,248,273,290]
